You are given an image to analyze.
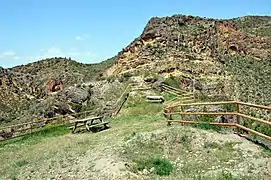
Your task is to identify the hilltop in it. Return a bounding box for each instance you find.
[108,15,271,105]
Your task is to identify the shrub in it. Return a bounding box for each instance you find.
[217,170,234,180]
[204,142,219,149]
[164,75,179,87]
[14,160,28,167]
[136,157,173,176]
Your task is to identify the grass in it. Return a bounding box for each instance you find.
[0,124,69,148]
[0,88,269,179]
[135,157,173,176]
[14,160,28,167]
[204,141,219,149]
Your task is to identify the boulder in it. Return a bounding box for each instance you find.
[152,77,164,92]
[142,30,157,41]
[178,18,185,26]
[143,76,157,83]
[44,111,56,118]
[66,87,90,104]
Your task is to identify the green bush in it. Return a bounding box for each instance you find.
[122,72,132,78]
[217,170,234,180]
[136,157,173,176]
[164,75,179,88]
[14,160,28,167]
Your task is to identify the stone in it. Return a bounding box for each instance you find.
[142,169,149,175]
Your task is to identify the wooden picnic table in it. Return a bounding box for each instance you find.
[71,116,109,133]
[146,96,165,103]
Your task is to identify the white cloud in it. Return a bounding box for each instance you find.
[75,34,90,41]
[47,47,62,54]
[0,50,16,58]
[75,36,85,41]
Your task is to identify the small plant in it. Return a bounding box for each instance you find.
[14,160,28,167]
[136,157,173,176]
[164,75,179,88]
[204,142,219,149]
[217,170,234,180]
[10,176,17,180]
[122,72,132,78]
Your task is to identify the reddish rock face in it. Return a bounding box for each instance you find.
[45,79,64,93]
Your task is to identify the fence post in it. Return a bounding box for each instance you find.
[180,105,185,125]
[235,102,240,134]
[167,107,173,126]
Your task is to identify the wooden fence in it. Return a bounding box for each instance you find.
[0,82,149,141]
[164,101,271,141]
[0,110,96,141]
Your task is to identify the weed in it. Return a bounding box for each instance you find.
[14,160,28,167]
[261,148,271,157]
[217,170,233,180]
[10,176,17,180]
[0,125,69,148]
[181,134,190,148]
[135,157,173,176]
[204,142,219,149]
[164,75,179,88]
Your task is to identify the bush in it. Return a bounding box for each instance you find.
[164,74,179,87]
[136,157,173,176]
[217,170,234,180]
[122,72,132,78]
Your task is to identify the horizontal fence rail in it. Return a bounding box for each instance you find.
[0,110,96,141]
[0,83,138,141]
[0,82,152,141]
[164,101,271,141]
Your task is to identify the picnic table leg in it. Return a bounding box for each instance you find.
[100,117,109,129]
[85,121,90,131]
[72,122,77,133]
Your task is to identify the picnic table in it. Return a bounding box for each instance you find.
[146,96,165,103]
[71,116,109,133]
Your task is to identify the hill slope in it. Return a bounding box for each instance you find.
[107,15,271,105]
[0,57,116,125]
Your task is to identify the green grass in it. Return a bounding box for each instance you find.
[122,95,163,116]
[204,141,219,149]
[135,157,173,176]
[14,160,28,168]
[164,75,180,88]
[0,125,69,148]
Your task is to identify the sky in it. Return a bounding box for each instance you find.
[0,0,270,68]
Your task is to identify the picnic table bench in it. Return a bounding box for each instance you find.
[146,96,165,103]
[71,116,109,133]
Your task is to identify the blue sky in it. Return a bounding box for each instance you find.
[0,0,270,68]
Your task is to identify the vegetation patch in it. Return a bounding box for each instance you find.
[0,125,69,148]
[135,157,173,176]
[14,160,28,168]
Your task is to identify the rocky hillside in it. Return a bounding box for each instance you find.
[108,15,271,105]
[0,57,117,125]
[1,15,270,125]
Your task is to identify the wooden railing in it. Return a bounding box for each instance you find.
[162,83,195,105]
[111,83,132,117]
[0,82,150,141]
[0,110,96,141]
[164,101,271,141]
